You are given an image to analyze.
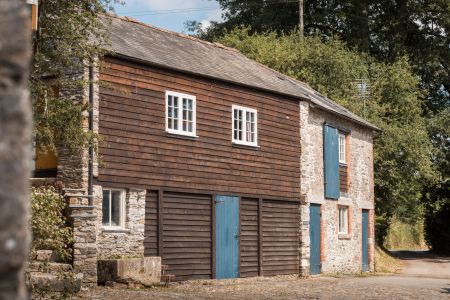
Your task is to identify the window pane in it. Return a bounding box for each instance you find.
[173,108,178,129]
[188,110,193,122]
[102,190,110,226]
[111,191,122,226]
[339,207,348,233]
[188,99,193,110]
[183,98,187,110]
[168,95,172,106]
[188,122,193,132]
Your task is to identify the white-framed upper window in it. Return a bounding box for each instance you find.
[338,205,349,234]
[339,133,346,164]
[232,105,258,147]
[102,188,126,228]
[165,91,196,137]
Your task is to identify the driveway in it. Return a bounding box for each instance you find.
[82,251,450,300]
[392,250,450,279]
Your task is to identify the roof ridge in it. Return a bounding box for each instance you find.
[107,13,240,53]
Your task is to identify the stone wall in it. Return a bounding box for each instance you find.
[56,67,90,190]
[299,101,375,275]
[93,185,146,258]
[67,203,97,288]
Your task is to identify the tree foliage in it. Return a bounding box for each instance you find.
[31,0,117,154]
[193,0,449,114]
[422,180,450,253]
[215,29,436,243]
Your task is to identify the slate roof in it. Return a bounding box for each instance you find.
[106,15,379,130]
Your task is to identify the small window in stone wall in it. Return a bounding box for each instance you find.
[338,206,349,234]
[102,189,125,228]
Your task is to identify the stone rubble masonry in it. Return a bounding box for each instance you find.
[56,66,90,190]
[94,185,146,258]
[299,101,375,276]
[67,204,97,288]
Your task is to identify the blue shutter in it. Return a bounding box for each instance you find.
[324,124,340,199]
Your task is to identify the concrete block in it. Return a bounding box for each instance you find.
[97,257,161,285]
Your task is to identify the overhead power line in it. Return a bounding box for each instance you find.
[115,6,220,17]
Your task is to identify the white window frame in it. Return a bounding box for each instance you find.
[339,133,346,164]
[102,188,126,229]
[232,105,258,147]
[165,91,197,137]
[338,205,349,234]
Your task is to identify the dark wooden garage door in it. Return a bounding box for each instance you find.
[162,192,212,281]
[239,198,259,277]
[262,200,299,276]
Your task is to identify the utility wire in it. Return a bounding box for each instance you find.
[115,0,300,17]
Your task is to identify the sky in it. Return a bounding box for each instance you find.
[113,0,223,33]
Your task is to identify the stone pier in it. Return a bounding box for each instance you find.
[67,193,97,289]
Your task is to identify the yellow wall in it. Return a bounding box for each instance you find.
[35,149,58,170]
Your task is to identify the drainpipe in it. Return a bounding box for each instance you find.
[88,65,94,205]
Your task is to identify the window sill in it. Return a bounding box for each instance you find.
[339,163,348,167]
[101,227,130,234]
[338,233,351,240]
[339,192,350,199]
[232,142,260,150]
[165,132,199,140]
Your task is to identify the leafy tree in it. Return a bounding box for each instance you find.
[193,0,449,115]
[215,29,436,243]
[31,0,118,154]
[422,180,450,253]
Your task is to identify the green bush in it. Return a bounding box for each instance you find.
[30,186,73,261]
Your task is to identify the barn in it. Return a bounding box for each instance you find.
[50,15,377,282]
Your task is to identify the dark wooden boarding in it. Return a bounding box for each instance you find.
[145,190,299,280]
[96,56,301,200]
[339,165,348,193]
[97,55,302,281]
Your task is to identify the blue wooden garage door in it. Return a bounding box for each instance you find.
[310,204,321,275]
[215,195,239,279]
[362,210,369,272]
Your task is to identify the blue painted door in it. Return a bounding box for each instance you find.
[215,195,239,279]
[362,210,369,272]
[309,204,321,275]
[324,125,340,199]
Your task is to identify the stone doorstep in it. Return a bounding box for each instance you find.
[28,273,81,293]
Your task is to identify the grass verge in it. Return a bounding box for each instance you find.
[374,245,403,274]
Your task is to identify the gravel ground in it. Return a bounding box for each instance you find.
[78,274,450,300]
[77,251,450,300]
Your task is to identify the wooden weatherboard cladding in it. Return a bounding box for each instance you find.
[145,190,300,280]
[339,165,348,193]
[261,201,300,276]
[145,191,212,281]
[96,56,301,200]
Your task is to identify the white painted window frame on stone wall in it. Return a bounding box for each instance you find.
[102,188,126,230]
[165,91,197,137]
[338,205,349,234]
[339,133,346,164]
[232,105,258,147]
